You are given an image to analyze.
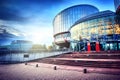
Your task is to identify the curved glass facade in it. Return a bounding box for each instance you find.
[53,4,99,47]
[70,11,120,51]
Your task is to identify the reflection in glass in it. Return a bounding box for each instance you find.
[70,10,120,51]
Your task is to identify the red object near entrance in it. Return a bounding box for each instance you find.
[87,42,91,53]
[96,42,100,52]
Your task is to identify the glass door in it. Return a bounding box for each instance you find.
[90,42,96,51]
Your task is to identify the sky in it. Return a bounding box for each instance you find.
[0,0,115,45]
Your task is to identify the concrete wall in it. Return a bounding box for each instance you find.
[0,51,70,63]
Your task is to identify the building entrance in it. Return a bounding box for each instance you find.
[90,42,96,51]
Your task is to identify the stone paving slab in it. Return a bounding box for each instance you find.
[0,63,120,80]
[28,62,120,75]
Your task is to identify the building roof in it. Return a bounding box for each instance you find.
[70,10,115,30]
[53,4,99,22]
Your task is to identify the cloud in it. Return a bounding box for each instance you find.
[25,0,64,7]
[0,0,64,22]
[0,7,27,22]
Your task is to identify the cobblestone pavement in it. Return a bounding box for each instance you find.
[0,63,120,80]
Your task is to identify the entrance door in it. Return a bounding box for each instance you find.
[90,42,96,51]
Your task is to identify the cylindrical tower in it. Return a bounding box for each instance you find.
[53,4,99,48]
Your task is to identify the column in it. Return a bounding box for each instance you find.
[87,42,91,53]
[96,42,100,52]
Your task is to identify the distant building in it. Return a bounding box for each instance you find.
[9,40,33,52]
[0,25,25,45]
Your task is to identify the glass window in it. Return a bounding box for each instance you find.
[118,43,120,50]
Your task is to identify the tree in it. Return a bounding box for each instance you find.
[47,45,53,51]
[30,44,47,52]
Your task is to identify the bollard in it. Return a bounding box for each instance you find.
[83,68,87,73]
[25,62,27,65]
[54,66,57,70]
[36,64,38,67]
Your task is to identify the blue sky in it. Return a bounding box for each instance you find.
[0,0,115,45]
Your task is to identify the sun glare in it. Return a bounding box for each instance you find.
[24,27,52,45]
[28,32,42,44]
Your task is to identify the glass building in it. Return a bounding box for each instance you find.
[9,40,33,52]
[70,10,120,51]
[53,4,99,48]
[0,25,25,46]
[0,25,33,52]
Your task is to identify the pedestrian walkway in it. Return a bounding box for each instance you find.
[0,63,120,80]
[28,62,120,75]
[50,58,120,62]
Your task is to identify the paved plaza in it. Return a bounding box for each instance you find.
[0,63,120,80]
